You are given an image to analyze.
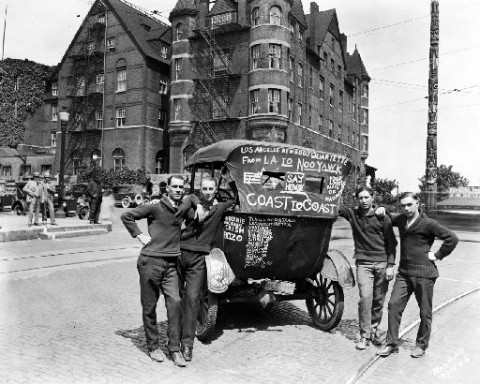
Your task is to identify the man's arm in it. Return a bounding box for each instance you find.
[429,221,459,260]
[121,204,154,240]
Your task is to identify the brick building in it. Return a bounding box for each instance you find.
[50,0,171,177]
[168,0,370,178]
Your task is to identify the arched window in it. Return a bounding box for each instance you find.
[252,8,259,26]
[113,148,125,172]
[176,24,182,41]
[269,6,281,25]
[155,150,165,174]
[91,149,102,166]
[72,150,83,175]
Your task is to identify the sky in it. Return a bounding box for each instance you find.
[2,0,479,191]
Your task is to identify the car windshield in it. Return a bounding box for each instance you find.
[113,186,134,194]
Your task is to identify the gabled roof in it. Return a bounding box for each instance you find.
[346,47,370,79]
[314,9,337,43]
[209,0,237,16]
[290,0,308,28]
[170,0,197,20]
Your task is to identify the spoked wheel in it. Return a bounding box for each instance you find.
[306,274,344,331]
[78,206,89,220]
[196,288,218,342]
[121,197,131,208]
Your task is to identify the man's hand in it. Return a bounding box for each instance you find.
[195,204,209,223]
[386,266,395,280]
[428,251,437,261]
[375,207,386,217]
[136,233,151,246]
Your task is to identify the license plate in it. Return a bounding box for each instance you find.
[264,280,296,294]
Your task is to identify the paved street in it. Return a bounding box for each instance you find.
[0,210,479,383]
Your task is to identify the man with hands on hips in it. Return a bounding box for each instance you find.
[375,192,458,358]
[121,175,206,368]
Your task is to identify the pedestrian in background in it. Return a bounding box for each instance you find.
[178,176,235,362]
[376,192,458,358]
[121,175,205,368]
[23,172,43,227]
[87,175,102,224]
[41,172,57,225]
[338,186,397,350]
[99,189,115,223]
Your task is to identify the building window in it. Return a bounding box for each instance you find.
[252,8,259,26]
[319,76,324,99]
[362,84,369,97]
[51,81,58,96]
[1,165,11,177]
[329,119,333,138]
[347,128,351,144]
[299,30,303,44]
[176,24,182,40]
[289,57,294,82]
[158,109,167,127]
[309,67,313,88]
[155,151,165,174]
[72,151,82,175]
[214,52,228,73]
[116,69,126,92]
[87,42,95,55]
[338,124,342,142]
[174,98,181,120]
[98,14,105,24]
[211,12,234,26]
[51,105,58,121]
[20,164,32,177]
[50,131,57,147]
[161,46,168,59]
[116,107,126,127]
[175,58,182,80]
[252,45,260,69]
[322,52,328,67]
[250,90,259,114]
[40,164,52,175]
[113,148,126,172]
[95,110,103,129]
[362,136,368,152]
[297,103,302,125]
[269,44,281,69]
[298,64,303,87]
[96,73,104,93]
[330,58,334,72]
[107,37,115,50]
[329,84,334,106]
[362,109,369,124]
[159,73,168,94]
[289,21,295,39]
[76,77,85,96]
[269,6,281,25]
[318,114,323,131]
[288,96,293,121]
[213,94,228,118]
[268,89,280,113]
[339,90,343,112]
[337,64,342,77]
[353,104,357,122]
[308,105,312,127]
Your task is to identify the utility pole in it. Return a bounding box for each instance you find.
[425,0,439,210]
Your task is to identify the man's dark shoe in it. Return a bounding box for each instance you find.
[376,344,399,356]
[33,223,41,226]
[370,333,383,346]
[411,346,425,358]
[149,348,165,363]
[169,351,187,367]
[89,220,95,224]
[182,347,193,361]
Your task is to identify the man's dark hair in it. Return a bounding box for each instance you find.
[167,175,185,185]
[355,185,374,198]
[398,191,420,201]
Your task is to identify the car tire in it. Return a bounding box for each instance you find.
[121,196,132,208]
[12,203,24,216]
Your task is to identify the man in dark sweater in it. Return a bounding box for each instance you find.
[377,192,458,358]
[121,175,204,367]
[339,186,397,350]
[178,176,235,361]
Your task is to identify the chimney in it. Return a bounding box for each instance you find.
[196,0,209,29]
[340,33,348,53]
[237,0,247,26]
[310,2,319,14]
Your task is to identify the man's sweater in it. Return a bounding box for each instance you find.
[181,198,235,253]
[339,205,397,265]
[121,195,198,258]
[390,211,458,278]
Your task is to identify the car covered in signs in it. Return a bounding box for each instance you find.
[184,140,355,341]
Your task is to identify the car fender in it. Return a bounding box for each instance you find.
[320,249,355,288]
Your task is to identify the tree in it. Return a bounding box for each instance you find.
[418,164,469,201]
[372,178,398,207]
[77,165,147,189]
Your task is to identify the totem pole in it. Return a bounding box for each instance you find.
[425,0,439,210]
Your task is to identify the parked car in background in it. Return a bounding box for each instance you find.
[67,183,90,219]
[112,184,150,208]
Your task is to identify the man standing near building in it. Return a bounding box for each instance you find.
[338,186,397,350]
[41,172,57,225]
[23,172,43,227]
[87,174,102,224]
[178,176,235,361]
[377,192,458,358]
[121,175,205,367]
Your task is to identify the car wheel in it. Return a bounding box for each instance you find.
[12,203,24,216]
[121,196,132,208]
[78,206,89,220]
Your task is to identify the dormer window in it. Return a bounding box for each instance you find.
[51,81,58,96]
[98,15,105,24]
[161,46,167,59]
[176,24,182,41]
[107,37,115,50]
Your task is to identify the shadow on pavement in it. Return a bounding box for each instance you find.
[116,321,169,356]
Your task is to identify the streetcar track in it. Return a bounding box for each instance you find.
[345,286,480,384]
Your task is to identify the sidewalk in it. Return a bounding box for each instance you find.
[0,213,112,242]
